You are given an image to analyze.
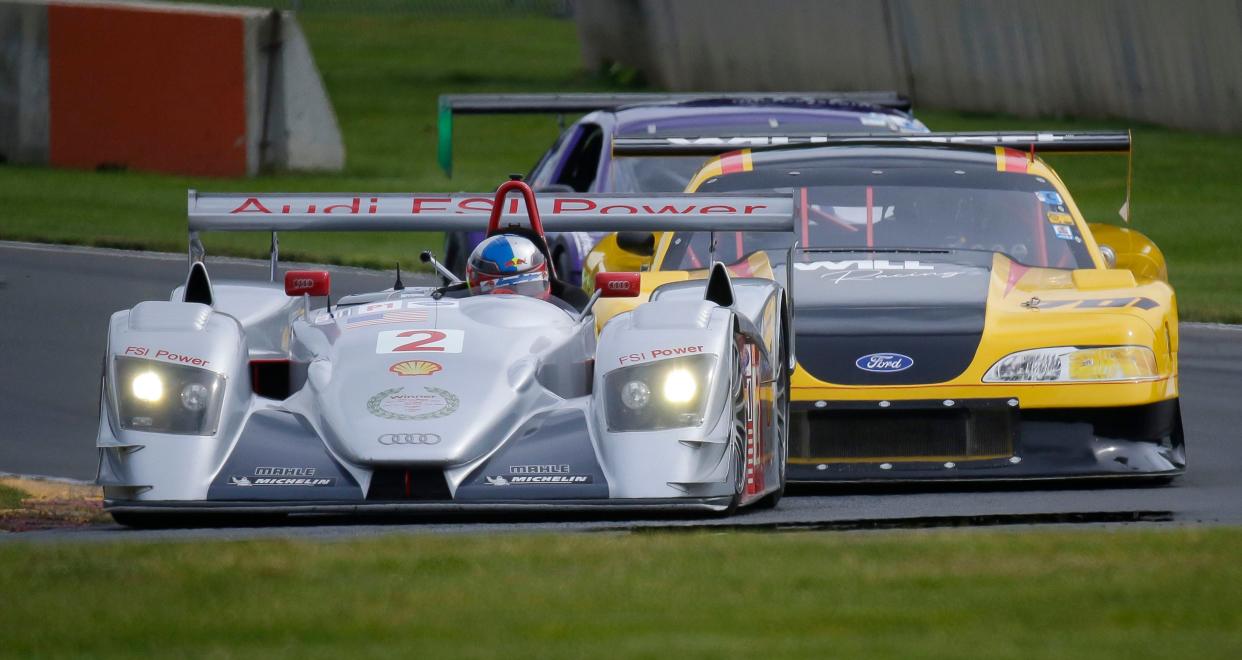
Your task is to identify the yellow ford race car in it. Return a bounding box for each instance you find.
[584,131,1185,483]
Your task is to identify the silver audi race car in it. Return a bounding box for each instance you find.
[96,181,793,526]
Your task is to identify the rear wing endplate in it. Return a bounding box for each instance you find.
[437,91,912,176]
[612,130,1132,157]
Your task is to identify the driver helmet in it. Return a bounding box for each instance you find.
[466,234,551,299]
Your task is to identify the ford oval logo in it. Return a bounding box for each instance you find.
[855,353,914,373]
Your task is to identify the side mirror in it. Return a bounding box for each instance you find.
[615,231,655,257]
[1098,244,1117,268]
[596,272,641,298]
[285,270,331,297]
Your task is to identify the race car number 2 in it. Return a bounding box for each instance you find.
[375,329,464,354]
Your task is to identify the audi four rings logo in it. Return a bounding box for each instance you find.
[606,280,630,290]
[292,278,314,289]
[377,433,442,445]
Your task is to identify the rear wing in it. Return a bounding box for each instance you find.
[437,91,912,176]
[612,130,1132,157]
[186,189,793,277]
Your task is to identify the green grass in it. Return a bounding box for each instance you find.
[0,483,24,509]
[0,527,1239,658]
[1,12,1239,319]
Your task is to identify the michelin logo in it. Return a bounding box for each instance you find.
[485,475,592,486]
[229,475,334,487]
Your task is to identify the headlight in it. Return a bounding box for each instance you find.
[983,346,1158,383]
[114,356,225,435]
[604,355,716,431]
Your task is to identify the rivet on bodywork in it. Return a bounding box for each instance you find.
[880,463,892,470]
[816,464,828,471]
[943,399,955,407]
[879,400,891,408]
[1010,456,1022,464]
[1008,399,1019,407]
[944,462,956,469]
[815,400,827,408]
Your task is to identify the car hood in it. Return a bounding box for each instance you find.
[787,250,993,385]
[296,295,585,466]
[784,250,1167,387]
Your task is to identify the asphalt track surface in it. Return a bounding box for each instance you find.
[1,241,1239,542]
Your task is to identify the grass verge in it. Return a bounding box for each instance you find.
[0,11,1238,320]
[0,477,107,532]
[0,526,1239,658]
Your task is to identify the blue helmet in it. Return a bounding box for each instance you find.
[466,234,551,299]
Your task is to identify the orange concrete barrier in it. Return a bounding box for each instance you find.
[48,3,248,176]
[0,0,343,176]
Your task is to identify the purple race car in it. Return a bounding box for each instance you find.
[437,93,928,284]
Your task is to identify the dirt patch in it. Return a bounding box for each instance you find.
[0,476,109,532]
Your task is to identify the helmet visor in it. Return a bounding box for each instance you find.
[474,271,550,298]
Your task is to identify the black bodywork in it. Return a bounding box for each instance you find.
[788,398,1185,482]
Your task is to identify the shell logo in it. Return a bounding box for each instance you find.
[389,360,443,377]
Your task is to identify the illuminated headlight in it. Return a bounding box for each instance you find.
[604,355,715,431]
[114,356,225,434]
[983,346,1158,383]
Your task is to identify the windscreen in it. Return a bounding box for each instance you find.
[609,156,711,193]
[663,161,1094,270]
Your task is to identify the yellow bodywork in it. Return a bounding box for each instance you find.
[583,150,1177,412]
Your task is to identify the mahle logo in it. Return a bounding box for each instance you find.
[855,353,914,373]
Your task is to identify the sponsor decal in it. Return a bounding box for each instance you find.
[408,299,456,308]
[389,360,443,377]
[1022,296,1159,310]
[124,345,210,367]
[742,343,765,497]
[1036,190,1064,206]
[509,465,571,474]
[367,387,459,420]
[1047,212,1074,225]
[1053,224,1074,240]
[795,260,978,284]
[223,194,772,218]
[855,353,915,373]
[229,474,334,487]
[377,433,442,445]
[506,257,527,267]
[485,474,592,486]
[619,344,705,365]
[376,329,464,354]
[255,467,316,477]
[795,259,933,272]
